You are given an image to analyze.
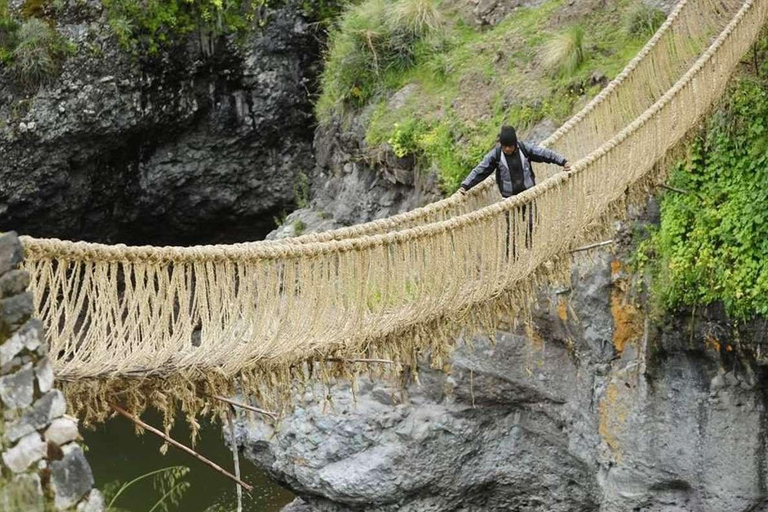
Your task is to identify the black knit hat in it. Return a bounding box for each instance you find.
[499,125,517,147]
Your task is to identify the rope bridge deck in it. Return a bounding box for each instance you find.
[18,0,768,420]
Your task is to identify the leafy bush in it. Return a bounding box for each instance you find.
[108,15,136,49]
[317,0,445,117]
[388,118,425,157]
[625,3,666,38]
[379,115,493,191]
[542,24,585,77]
[641,76,768,319]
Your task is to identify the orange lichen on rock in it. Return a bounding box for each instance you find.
[525,324,545,351]
[611,296,643,354]
[610,260,644,354]
[598,380,630,463]
[705,333,721,353]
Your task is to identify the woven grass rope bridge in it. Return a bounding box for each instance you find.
[18,0,768,424]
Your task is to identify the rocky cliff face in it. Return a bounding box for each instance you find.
[0,0,318,245]
[268,100,445,240]
[237,211,768,512]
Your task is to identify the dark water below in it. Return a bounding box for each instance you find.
[83,410,294,512]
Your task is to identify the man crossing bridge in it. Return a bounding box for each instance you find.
[456,125,572,256]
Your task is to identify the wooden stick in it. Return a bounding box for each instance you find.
[570,240,614,253]
[227,409,243,512]
[109,403,254,493]
[210,395,278,420]
[658,184,690,195]
[754,45,759,76]
[657,184,704,201]
[326,358,395,365]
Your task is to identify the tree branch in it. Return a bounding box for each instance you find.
[109,403,254,493]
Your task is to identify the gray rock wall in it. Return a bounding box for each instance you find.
[288,112,444,237]
[0,232,102,512]
[0,1,318,246]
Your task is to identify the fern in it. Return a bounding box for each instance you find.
[151,465,191,512]
[105,465,191,512]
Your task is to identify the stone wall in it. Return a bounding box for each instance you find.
[0,232,102,512]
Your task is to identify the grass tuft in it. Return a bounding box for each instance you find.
[317,0,445,118]
[542,24,585,77]
[388,0,445,37]
[624,3,666,38]
[13,18,59,88]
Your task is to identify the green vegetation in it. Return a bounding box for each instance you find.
[104,466,191,512]
[294,171,311,208]
[1,0,19,64]
[0,12,73,88]
[2,0,350,85]
[542,24,585,77]
[1,0,75,87]
[0,16,19,65]
[4,0,351,62]
[624,3,666,38]
[12,17,67,87]
[316,0,447,113]
[20,0,51,18]
[103,0,350,55]
[318,0,664,192]
[635,63,768,320]
[102,0,269,54]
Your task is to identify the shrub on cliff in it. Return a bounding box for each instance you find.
[0,0,19,65]
[103,0,348,55]
[317,0,661,193]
